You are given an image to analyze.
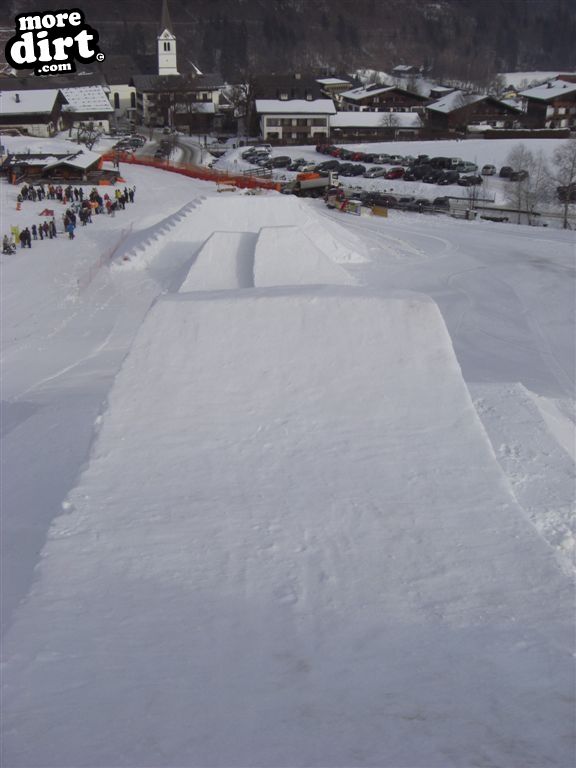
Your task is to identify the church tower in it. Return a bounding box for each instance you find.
[158,0,178,76]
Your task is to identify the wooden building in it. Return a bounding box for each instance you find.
[425,91,523,132]
[340,84,428,113]
[519,79,576,129]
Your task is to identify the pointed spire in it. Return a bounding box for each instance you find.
[159,0,174,35]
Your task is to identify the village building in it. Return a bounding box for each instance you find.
[0,89,66,137]
[132,73,224,131]
[316,78,353,105]
[519,78,576,129]
[2,149,102,183]
[255,99,335,142]
[60,86,115,133]
[425,90,523,132]
[339,84,428,113]
[330,111,422,141]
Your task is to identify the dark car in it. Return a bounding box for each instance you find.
[362,154,376,163]
[429,157,453,170]
[457,174,483,186]
[339,163,358,176]
[499,166,514,178]
[316,159,341,171]
[270,156,292,168]
[509,170,529,181]
[339,149,355,160]
[433,196,450,210]
[437,170,460,185]
[402,169,418,181]
[406,198,432,211]
[385,166,405,179]
[423,170,444,183]
[349,164,366,176]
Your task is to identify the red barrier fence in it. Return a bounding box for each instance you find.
[100,152,282,192]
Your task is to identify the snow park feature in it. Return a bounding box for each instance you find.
[1,136,574,767]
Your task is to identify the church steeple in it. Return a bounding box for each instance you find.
[158,0,178,76]
[159,0,174,36]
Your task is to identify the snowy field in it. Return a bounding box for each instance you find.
[1,136,575,767]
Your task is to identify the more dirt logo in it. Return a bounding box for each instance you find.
[5,9,104,76]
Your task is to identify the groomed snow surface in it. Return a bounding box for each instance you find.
[1,139,575,767]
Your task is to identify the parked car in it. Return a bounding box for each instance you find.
[338,163,356,176]
[437,170,460,185]
[481,164,497,176]
[455,161,479,173]
[385,166,405,179]
[457,174,483,186]
[402,168,418,181]
[362,154,376,163]
[429,157,453,170]
[372,154,392,164]
[499,166,514,178]
[363,166,386,178]
[423,170,444,183]
[315,160,341,172]
[396,196,416,209]
[362,192,398,208]
[350,164,366,176]
[406,198,432,211]
[509,169,529,181]
[270,156,292,168]
[433,196,450,210]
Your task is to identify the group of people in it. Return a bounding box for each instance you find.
[3,182,137,254]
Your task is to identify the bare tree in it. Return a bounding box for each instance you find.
[76,122,102,151]
[549,137,576,230]
[504,145,551,225]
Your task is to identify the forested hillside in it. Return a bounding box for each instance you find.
[4,0,576,83]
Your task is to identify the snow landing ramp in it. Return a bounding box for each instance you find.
[3,288,572,768]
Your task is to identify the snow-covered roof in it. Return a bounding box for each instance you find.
[43,150,101,170]
[499,71,575,88]
[331,112,422,128]
[0,89,60,115]
[316,78,351,86]
[255,99,336,115]
[426,91,486,113]
[340,85,395,101]
[60,86,114,114]
[519,79,576,101]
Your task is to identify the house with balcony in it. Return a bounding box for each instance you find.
[339,84,428,113]
[425,91,523,132]
[0,89,66,137]
[132,73,224,130]
[519,78,576,129]
[255,99,336,142]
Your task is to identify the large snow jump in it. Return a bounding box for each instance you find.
[2,287,572,767]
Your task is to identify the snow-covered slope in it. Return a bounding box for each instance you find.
[3,285,572,767]
[1,139,574,768]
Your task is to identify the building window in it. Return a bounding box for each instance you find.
[113,92,120,109]
[130,92,136,108]
[279,92,288,100]
[164,42,171,51]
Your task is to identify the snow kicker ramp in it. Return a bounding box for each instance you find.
[3,288,572,768]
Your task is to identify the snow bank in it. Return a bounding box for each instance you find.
[3,287,572,767]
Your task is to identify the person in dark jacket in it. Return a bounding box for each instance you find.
[31,224,38,240]
[19,228,31,248]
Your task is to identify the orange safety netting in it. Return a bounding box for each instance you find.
[100,152,282,192]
